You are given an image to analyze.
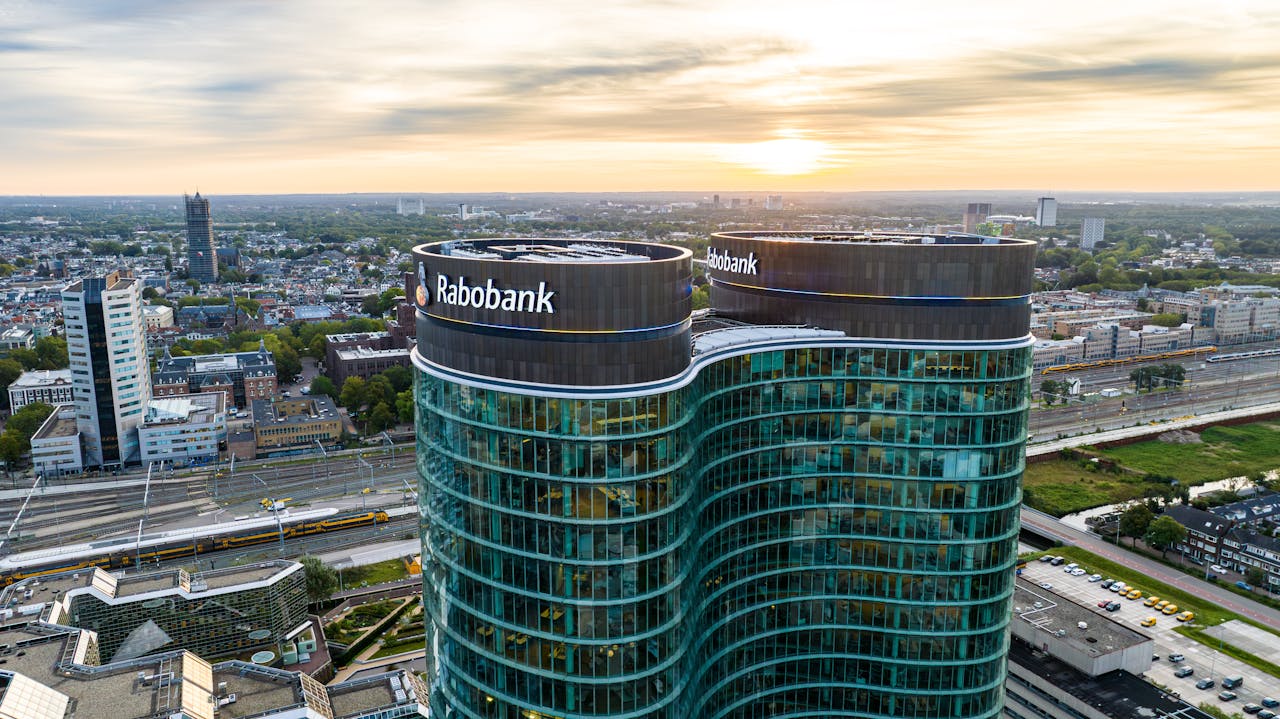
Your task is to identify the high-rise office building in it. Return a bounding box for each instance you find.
[964,202,992,233]
[398,197,426,215]
[1035,197,1057,227]
[412,233,1035,718]
[63,271,152,467]
[184,192,219,283]
[1081,217,1105,250]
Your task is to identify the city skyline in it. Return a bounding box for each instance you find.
[2,1,1279,194]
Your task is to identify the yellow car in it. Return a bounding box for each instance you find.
[1162,604,1179,615]
[1154,600,1170,611]
[1141,617,1157,627]
[1144,596,1160,607]
[1126,589,1143,600]
[1177,611,1195,622]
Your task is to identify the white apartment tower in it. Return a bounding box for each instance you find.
[1081,217,1105,250]
[1036,197,1057,227]
[62,271,152,468]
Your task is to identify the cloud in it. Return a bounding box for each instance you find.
[3,0,1280,192]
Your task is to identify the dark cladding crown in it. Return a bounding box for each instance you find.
[706,231,1036,342]
[413,239,693,386]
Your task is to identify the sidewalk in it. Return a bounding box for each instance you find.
[331,646,426,683]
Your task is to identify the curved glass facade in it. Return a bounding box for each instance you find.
[417,342,1030,719]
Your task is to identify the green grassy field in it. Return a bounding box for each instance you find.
[1023,420,1280,516]
[1096,422,1280,482]
[341,557,411,587]
[1022,459,1148,517]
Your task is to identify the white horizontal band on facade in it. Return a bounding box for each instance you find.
[412,332,1036,400]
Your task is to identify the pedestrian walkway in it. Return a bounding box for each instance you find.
[330,646,426,683]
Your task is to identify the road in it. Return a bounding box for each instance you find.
[1021,506,1280,633]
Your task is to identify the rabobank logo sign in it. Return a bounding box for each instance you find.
[706,247,758,275]
[436,275,556,314]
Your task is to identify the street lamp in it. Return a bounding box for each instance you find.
[314,439,333,492]
[356,455,374,503]
[380,430,395,465]
[251,472,286,553]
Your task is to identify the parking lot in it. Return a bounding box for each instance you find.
[1021,559,1280,709]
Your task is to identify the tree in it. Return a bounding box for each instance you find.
[380,365,413,393]
[186,278,201,294]
[1119,504,1154,546]
[0,358,22,412]
[274,344,302,382]
[1130,366,1155,392]
[368,402,395,432]
[1149,313,1186,328]
[33,336,67,369]
[396,389,415,423]
[1040,379,1061,406]
[310,375,337,399]
[300,555,338,603]
[378,287,405,312]
[360,294,383,317]
[365,375,396,409]
[0,402,55,469]
[339,376,367,413]
[0,433,22,469]
[1246,567,1266,590]
[5,347,40,371]
[1143,515,1187,558]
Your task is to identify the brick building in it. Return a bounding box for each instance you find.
[152,341,277,411]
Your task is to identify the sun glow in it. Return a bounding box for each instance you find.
[722,137,832,175]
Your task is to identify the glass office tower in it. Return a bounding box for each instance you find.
[413,234,1035,719]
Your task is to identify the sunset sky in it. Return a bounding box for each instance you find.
[3,0,1278,194]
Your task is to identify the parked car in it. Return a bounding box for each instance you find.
[1072,567,1087,576]
[1144,596,1160,607]
[1039,582,1053,590]
[1237,581,1253,591]
[1064,563,1079,572]
[1174,666,1195,678]
[1223,676,1244,690]
[1126,589,1143,600]
[1197,679,1216,690]
[1177,611,1196,622]
[1088,574,1103,582]
[1039,555,1053,563]
[1211,564,1227,574]
[1105,602,1121,612]
[1244,704,1263,714]
[1141,616,1157,627]
[1100,580,1114,589]
[1220,691,1239,702]
[1260,698,1278,708]
[1163,604,1180,615]
[1169,653,1186,663]
[1097,600,1111,608]
[1258,711,1276,719]
[1051,556,1066,565]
